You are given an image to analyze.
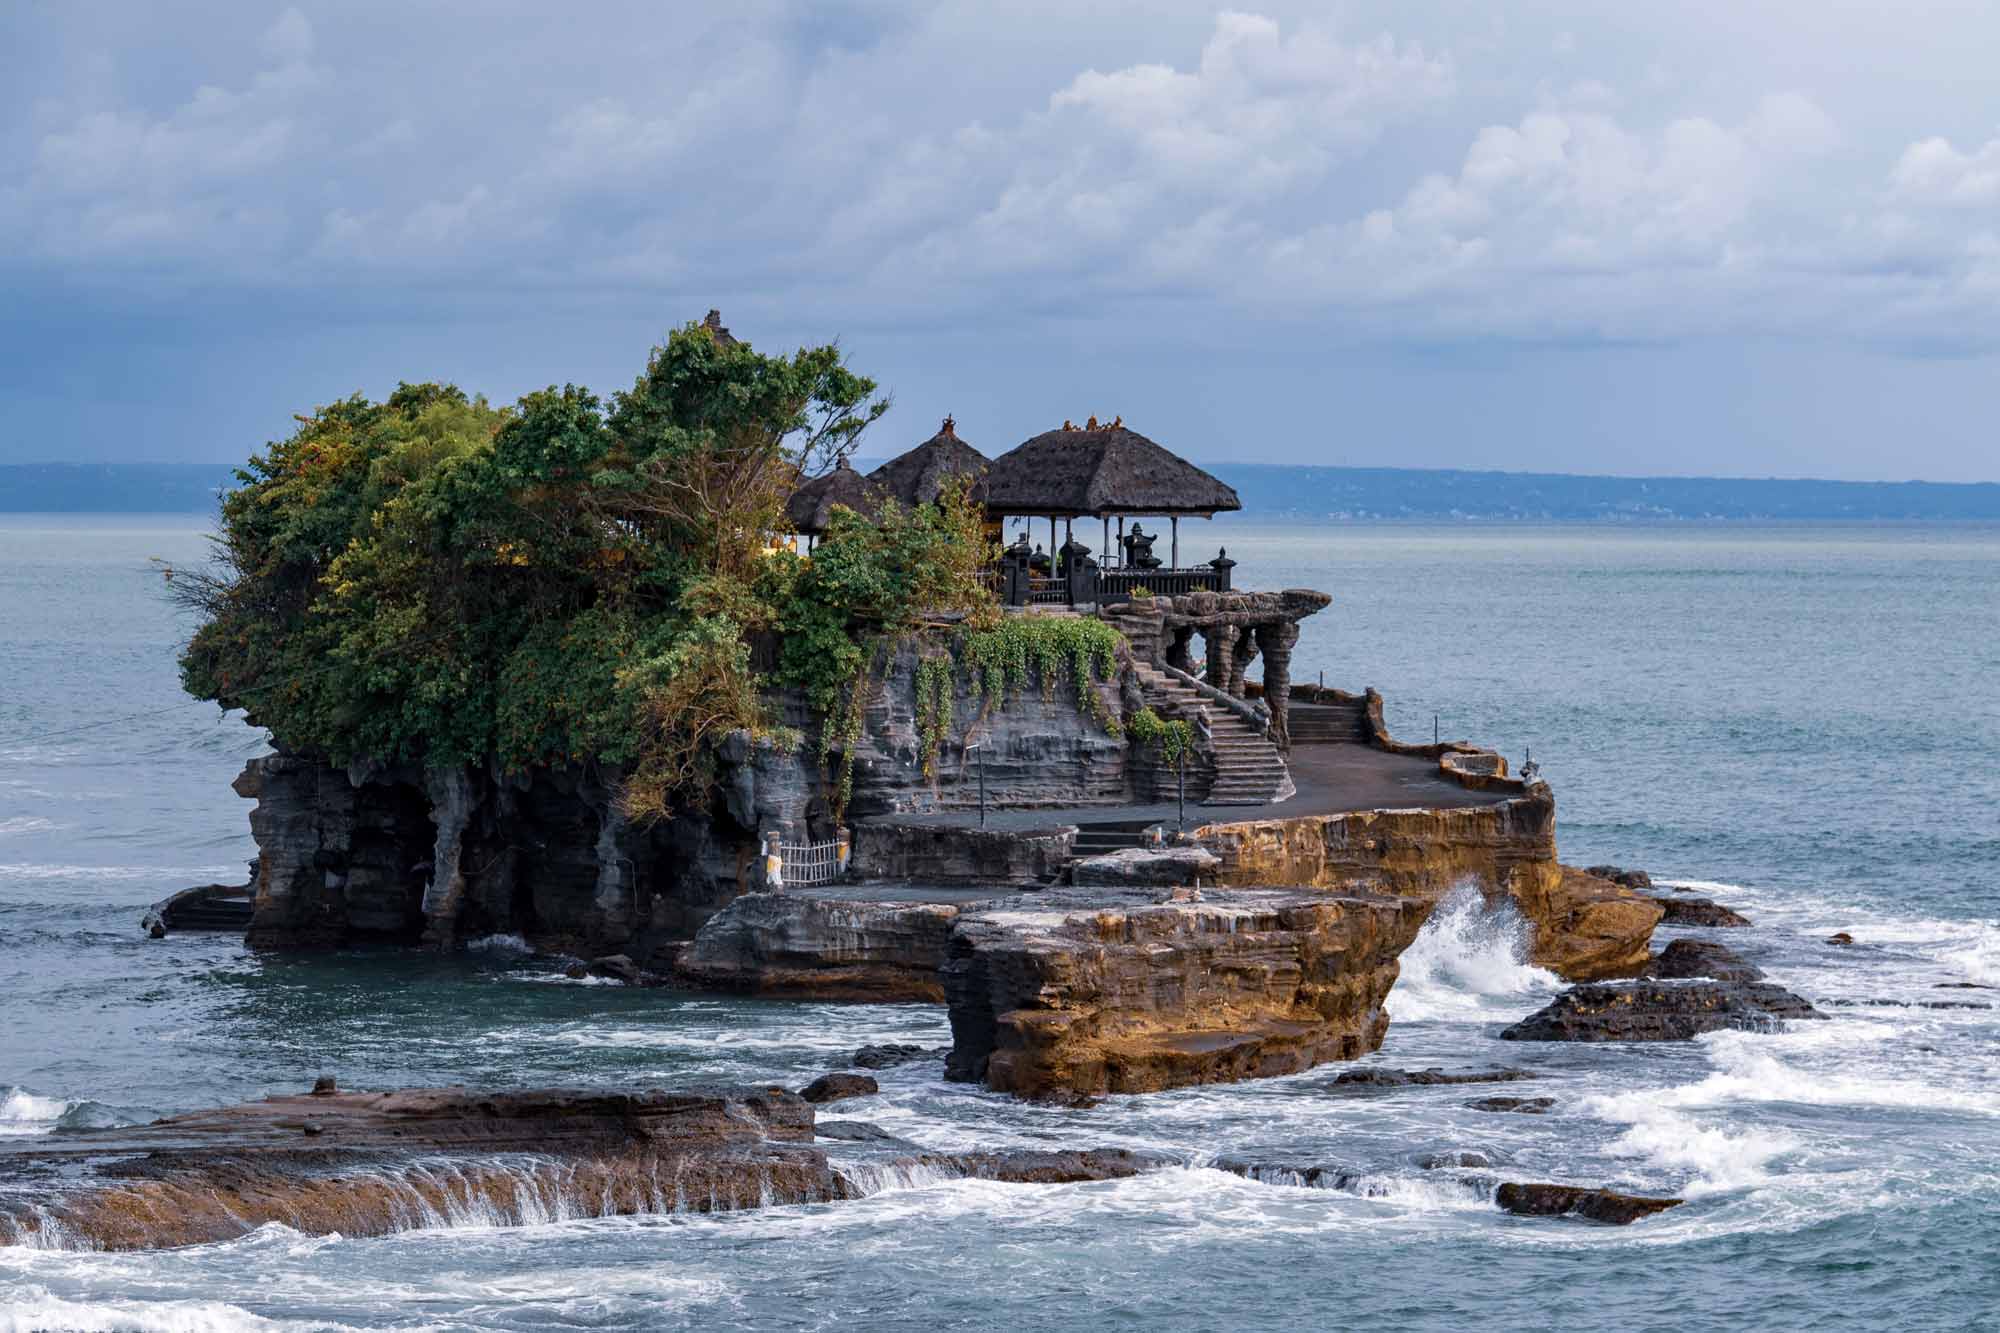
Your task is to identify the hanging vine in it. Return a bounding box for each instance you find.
[914,652,956,779]
[958,617,1124,737]
[821,638,879,817]
[1127,705,1194,767]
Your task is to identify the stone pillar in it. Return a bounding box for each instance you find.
[420,766,476,950]
[1204,627,1234,692]
[1255,620,1300,751]
[1165,626,1196,675]
[1227,627,1257,698]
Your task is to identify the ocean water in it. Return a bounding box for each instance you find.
[2,514,1998,1331]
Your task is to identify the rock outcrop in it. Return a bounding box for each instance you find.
[1494,1183,1683,1224]
[941,887,1425,1100]
[1500,981,1824,1042]
[677,893,965,1002]
[849,820,1076,886]
[1642,938,1763,982]
[0,1083,1177,1251]
[798,1073,878,1104]
[1069,845,1221,886]
[1652,895,1753,928]
[1194,788,1660,981]
[1333,1068,1537,1088]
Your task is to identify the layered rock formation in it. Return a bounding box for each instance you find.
[676,892,966,1002]
[941,887,1425,1099]
[1195,788,1661,981]
[0,1083,1172,1251]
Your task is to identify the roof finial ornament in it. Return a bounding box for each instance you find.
[941,414,955,435]
[1063,418,1075,431]
[1112,415,1122,428]
[1085,414,1099,430]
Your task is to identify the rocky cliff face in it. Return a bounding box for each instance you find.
[941,887,1426,1100]
[676,892,965,1001]
[1194,786,1660,981]
[842,637,1131,817]
[233,749,782,958]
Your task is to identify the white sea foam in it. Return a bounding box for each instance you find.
[1385,884,1561,1023]
[0,1089,69,1137]
[1938,923,2000,986]
[0,818,53,837]
[465,932,534,957]
[0,1287,311,1333]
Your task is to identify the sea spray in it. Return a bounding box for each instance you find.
[1386,885,1561,1023]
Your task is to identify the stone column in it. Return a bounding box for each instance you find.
[1255,620,1300,751]
[1227,627,1257,698]
[1165,626,1196,674]
[1204,627,1234,692]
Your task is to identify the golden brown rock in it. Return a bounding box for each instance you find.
[1194,790,1661,982]
[942,888,1425,1100]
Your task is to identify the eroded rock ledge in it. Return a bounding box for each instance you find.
[941,887,1426,1100]
[0,1084,1163,1252]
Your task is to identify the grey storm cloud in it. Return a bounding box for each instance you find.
[3,1,1998,478]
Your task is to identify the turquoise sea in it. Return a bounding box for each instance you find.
[2,515,1998,1331]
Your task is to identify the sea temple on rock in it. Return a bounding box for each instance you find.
[140,312,1675,1113]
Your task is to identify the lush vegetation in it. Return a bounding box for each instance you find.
[909,617,1128,781]
[1127,705,1194,767]
[175,317,994,820]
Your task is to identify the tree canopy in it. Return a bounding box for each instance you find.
[177,316,994,818]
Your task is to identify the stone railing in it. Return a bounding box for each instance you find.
[1160,662,1270,734]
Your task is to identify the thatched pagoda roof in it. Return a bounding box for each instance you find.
[982,419,1241,518]
[784,458,878,534]
[865,416,988,508]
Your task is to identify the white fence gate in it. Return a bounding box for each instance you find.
[774,837,845,888]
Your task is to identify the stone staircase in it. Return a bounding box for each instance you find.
[1132,662,1291,806]
[1071,819,1157,856]
[1287,699,1370,745]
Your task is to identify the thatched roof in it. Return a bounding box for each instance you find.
[701,309,738,346]
[865,416,988,508]
[983,419,1241,517]
[785,458,878,534]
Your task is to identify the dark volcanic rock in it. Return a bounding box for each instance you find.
[586,954,651,985]
[1501,981,1823,1042]
[1334,1067,1537,1088]
[1827,932,1856,947]
[679,893,965,1001]
[814,1120,914,1145]
[1936,982,1994,990]
[799,1073,879,1105]
[1419,1151,1493,1170]
[1642,938,1764,983]
[1495,1182,1682,1224]
[845,1043,952,1070]
[1069,846,1221,887]
[895,1148,1168,1185]
[1466,1096,1555,1114]
[1585,865,1653,891]
[1651,896,1752,928]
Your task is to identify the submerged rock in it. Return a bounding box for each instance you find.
[1334,1067,1536,1088]
[1418,1151,1493,1170]
[942,887,1424,1100]
[586,954,653,985]
[814,1120,914,1145]
[1827,931,1856,947]
[1651,896,1752,928]
[1641,938,1764,983]
[1466,1096,1555,1114]
[1584,865,1654,891]
[1494,1182,1683,1224]
[798,1073,878,1105]
[1500,981,1823,1042]
[844,1043,952,1070]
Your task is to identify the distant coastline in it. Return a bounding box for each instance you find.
[4,459,1999,521]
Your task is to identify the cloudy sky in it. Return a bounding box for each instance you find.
[4,1,1998,479]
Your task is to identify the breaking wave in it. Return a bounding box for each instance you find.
[1386,885,1561,1023]
[0,1088,141,1137]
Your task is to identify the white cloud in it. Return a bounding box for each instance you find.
[1889,134,2000,204]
